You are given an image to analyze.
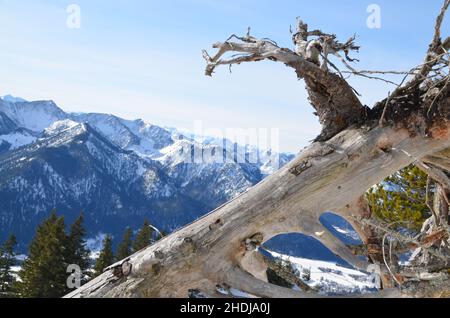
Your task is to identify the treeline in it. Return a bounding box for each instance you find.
[0,211,162,298]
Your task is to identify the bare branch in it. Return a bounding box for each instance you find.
[203,26,366,141]
[417,161,450,191]
[390,0,450,98]
[423,148,450,172]
[382,234,402,287]
[354,218,449,262]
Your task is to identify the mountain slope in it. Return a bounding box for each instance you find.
[0,111,17,135]
[0,99,67,132]
[0,97,294,252]
[0,122,211,248]
[0,109,37,153]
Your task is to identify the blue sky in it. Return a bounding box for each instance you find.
[0,0,448,152]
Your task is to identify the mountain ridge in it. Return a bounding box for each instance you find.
[0,96,295,252]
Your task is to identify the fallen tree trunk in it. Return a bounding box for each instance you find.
[66,122,450,298]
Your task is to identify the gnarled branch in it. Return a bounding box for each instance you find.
[203,26,365,141]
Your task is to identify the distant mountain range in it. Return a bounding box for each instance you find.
[0,95,360,265]
[0,96,294,250]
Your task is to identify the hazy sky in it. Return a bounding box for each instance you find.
[0,0,448,152]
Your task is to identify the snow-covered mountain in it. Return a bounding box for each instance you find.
[1,95,27,104]
[0,96,295,252]
[0,99,66,132]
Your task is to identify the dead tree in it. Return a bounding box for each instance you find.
[66,1,450,298]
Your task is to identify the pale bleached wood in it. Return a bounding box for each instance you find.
[65,123,450,298]
[423,150,450,172]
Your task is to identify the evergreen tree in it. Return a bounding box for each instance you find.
[66,213,90,284]
[367,165,430,231]
[0,235,17,297]
[116,228,133,261]
[93,235,114,277]
[17,212,69,298]
[132,219,154,252]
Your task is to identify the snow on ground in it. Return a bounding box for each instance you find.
[10,266,21,273]
[10,255,27,281]
[267,251,378,296]
[86,233,107,260]
[0,132,37,149]
[1,101,66,132]
[44,119,79,136]
[14,254,27,262]
[331,225,362,242]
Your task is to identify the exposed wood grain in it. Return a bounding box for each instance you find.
[66,123,450,298]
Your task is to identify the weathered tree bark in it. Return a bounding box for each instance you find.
[423,148,450,172]
[66,0,450,298]
[202,21,365,141]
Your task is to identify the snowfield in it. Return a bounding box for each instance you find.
[267,251,378,296]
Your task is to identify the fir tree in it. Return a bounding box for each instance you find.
[0,234,17,297]
[93,235,114,277]
[66,213,90,284]
[116,228,133,261]
[17,212,69,298]
[132,219,154,252]
[367,165,430,231]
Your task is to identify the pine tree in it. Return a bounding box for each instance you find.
[66,213,90,284]
[367,165,430,231]
[17,212,69,298]
[116,228,133,261]
[132,219,154,252]
[93,235,114,277]
[0,235,17,297]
